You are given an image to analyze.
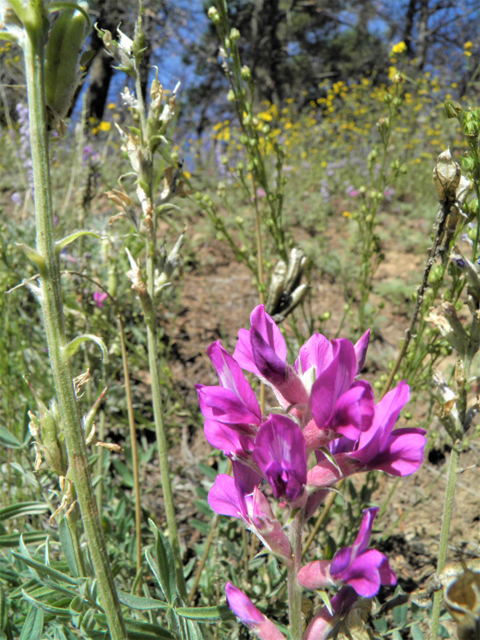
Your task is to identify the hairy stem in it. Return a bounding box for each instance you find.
[430,442,460,640]
[23,20,126,640]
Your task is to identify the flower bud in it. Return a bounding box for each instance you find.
[241,65,252,81]
[45,4,89,118]
[227,89,235,102]
[445,99,463,118]
[230,28,240,41]
[207,6,220,23]
[433,149,461,202]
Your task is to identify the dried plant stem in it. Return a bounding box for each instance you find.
[381,202,450,398]
[23,24,126,640]
[430,442,461,640]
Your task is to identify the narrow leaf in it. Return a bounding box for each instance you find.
[12,552,79,585]
[0,502,49,522]
[63,334,108,362]
[117,590,168,611]
[21,591,71,618]
[176,605,235,622]
[56,231,103,253]
[0,426,21,449]
[19,605,44,640]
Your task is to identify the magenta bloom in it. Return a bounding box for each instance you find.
[225,583,286,640]
[307,381,426,488]
[252,415,307,504]
[233,306,310,413]
[208,462,291,563]
[299,508,396,597]
[233,306,373,446]
[93,291,108,308]
[304,586,358,640]
[196,341,262,458]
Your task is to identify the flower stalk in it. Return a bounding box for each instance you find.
[20,5,126,639]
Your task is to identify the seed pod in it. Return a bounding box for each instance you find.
[45,4,89,118]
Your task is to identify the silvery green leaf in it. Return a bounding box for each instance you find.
[63,334,108,362]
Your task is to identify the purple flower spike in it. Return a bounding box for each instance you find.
[299,508,396,598]
[252,415,307,504]
[225,583,286,640]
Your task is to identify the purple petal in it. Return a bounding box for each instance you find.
[298,560,333,590]
[204,419,253,457]
[337,549,396,597]
[225,583,286,640]
[365,428,427,476]
[304,587,358,640]
[251,305,287,361]
[251,328,287,384]
[310,357,340,428]
[208,341,261,418]
[329,339,358,397]
[356,381,410,459]
[233,306,287,376]
[354,329,370,375]
[350,507,378,557]
[332,381,375,439]
[233,327,259,376]
[196,385,260,430]
[233,460,263,503]
[296,333,334,377]
[208,475,245,518]
[252,415,307,501]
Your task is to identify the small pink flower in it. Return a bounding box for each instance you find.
[93,291,108,308]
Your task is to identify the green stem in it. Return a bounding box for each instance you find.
[288,511,303,640]
[142,236,186,599]
[23,23,126,640]
[430,442,461,640]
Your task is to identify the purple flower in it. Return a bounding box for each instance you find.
[307,381,426,487]
[298,508,396,597]
[93,291,108,308]
[196,341,262,455]
[346,185,361,197]
[303,587,358,640]
[208,462,291,563]
[225,583,286,640]
[233,306,373,445]
[252,415,307,504]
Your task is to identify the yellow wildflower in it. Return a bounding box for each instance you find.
[98,121,112,132]
[391,41,407,55]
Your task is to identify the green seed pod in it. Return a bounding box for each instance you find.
[45,4,89,118]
